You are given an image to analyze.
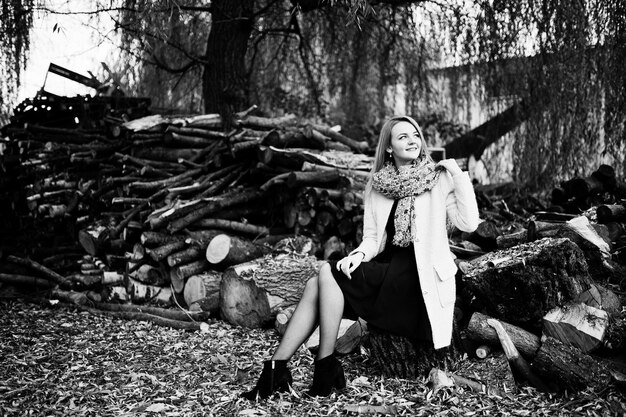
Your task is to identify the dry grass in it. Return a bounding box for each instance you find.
[1,299,624,416]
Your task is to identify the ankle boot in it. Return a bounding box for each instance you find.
[241,360,292,401]
[307,354,346,397]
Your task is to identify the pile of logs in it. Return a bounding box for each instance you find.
[0,107,372,315]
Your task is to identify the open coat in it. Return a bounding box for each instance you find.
[349,170,480,349]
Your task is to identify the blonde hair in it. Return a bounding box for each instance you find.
[366,115,433,194]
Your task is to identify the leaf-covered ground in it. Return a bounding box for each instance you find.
[1,300,624,416]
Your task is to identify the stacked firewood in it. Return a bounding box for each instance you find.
[0,107,372,314]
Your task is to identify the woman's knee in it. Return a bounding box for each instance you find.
[319,262,332,277]
[318,262,333,285]
[305,275,319,289]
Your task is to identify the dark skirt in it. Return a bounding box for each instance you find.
[329,243,432,342]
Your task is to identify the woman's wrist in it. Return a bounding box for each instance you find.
[351,251,365,260]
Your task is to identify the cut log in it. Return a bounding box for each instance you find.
[460,238,593,332]
[219,253,323,328]
[367,324,462,379]
[66,273,102,289]
[169,260,210,293]
[102,271,124,286]
[147,199,206,230]
[263,129,326,150]
[239,114,297,130]
[487,318,551,392]
[128,167,203,193]
[0,273,54,288]
[462,220,500,251]
[6,255,71,288]
[531,336,613,391]
[184,229,222,245]
[275,305,297,335]
[183,271,222,314]
[193,219,270,237]
[496,230,528,249]
[126,277,172,306]
[91,301,210,322]
[576,283,622,316]
[102,285,130,303]
[164,130,216,148]
[146,240,187,262]
[542,303,609,353]
[167,245,204,267]
[167,189,263,233]
[562,175,605,199]
[129,264,169,287]
[475,345,491,359]
[78,224,110,256]
[596,204,626,224]
[206,234,268,267]
[133,146,199,162]
[304,319,368,355]
[287,170,341,189]
[466,312,541,359]
[310,124,369,153]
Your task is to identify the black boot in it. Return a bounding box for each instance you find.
[307,354,346,397]
[241,360,292,401]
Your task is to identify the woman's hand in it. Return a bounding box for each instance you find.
[336,252,364,279]
[436,158,463,176]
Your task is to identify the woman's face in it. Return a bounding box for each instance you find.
[387,121,422,167]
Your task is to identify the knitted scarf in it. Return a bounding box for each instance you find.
[372,158,443,247]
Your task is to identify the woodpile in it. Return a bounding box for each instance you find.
[0,107,370,325]
[2,105,625,395]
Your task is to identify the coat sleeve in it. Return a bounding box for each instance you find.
[442,171,480,233]
[349,190,380,262]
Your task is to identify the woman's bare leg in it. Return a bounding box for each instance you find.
[316,263,344,359]
[271,276,320,360]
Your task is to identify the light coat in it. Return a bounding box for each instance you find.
[349,170,480,349]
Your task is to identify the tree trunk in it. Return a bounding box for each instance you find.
[460,238,593,333]
[219,253,323,328]
[367,324,462,379]
[202,0,254,122]
[531,336,613,392]
[444,99,530,159]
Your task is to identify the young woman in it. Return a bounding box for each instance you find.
[241,115,480,400]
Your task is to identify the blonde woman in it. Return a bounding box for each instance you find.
[241,115,479,400]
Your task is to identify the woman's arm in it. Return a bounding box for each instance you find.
[348,190,379,261]
[437,159,480,233]
[337,190,380,278]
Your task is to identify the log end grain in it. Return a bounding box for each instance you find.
[184,271,222,314]
[219,269,271,328]
[206,234,231,264]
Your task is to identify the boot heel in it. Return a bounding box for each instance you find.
[241,360,292,401]
[335,371,346,390]
[307,354,346,397]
